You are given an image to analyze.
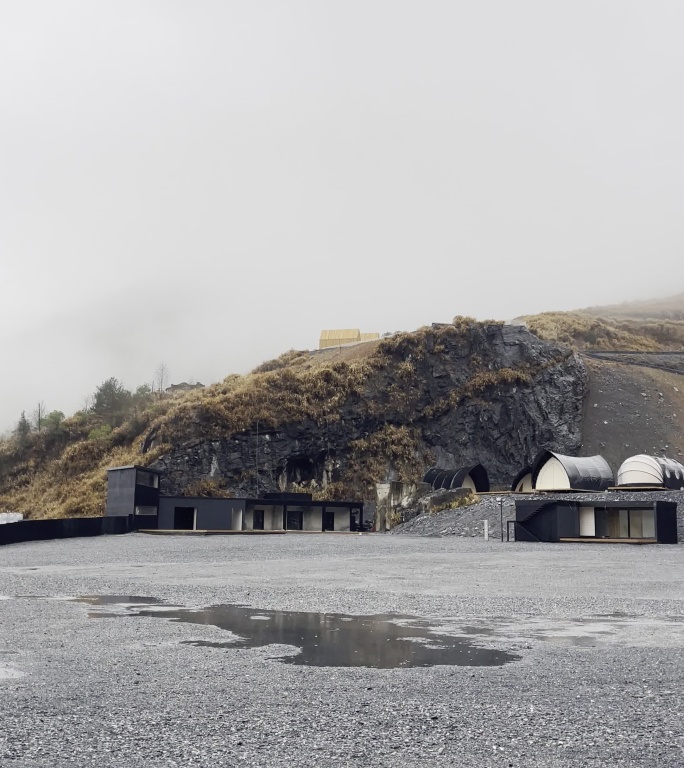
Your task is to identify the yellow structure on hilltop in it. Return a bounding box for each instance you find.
[319,329,380,349]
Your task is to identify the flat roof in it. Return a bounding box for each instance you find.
[107,465,163,474]
[160,495,363,508]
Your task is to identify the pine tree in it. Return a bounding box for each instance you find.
[14,411,31,448]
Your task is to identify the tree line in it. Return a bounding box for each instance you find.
[10,363,172,448]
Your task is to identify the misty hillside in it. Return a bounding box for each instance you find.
[523,290,684,351]
[583,291,684,321]
[2,299,684,520]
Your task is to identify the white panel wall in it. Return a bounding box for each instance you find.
[462,475,476,491]
[515,474,533,492]
[579,506,595,537]
[0,513,23,524]
[536,457,571,490]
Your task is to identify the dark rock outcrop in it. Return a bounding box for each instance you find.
[149,322,588,498]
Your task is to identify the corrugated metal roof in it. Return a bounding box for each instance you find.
[360,332,380,341]
[319,329,361,341]
[532,450,614,491]
[423,464,490,492]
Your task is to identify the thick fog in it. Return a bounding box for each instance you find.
[2,1,683,431]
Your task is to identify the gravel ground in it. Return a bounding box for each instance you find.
[392,490,684,541]
[0,533,683,767]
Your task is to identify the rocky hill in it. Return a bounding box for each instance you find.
[0,320,585,517]
[3,291,684,520]
[149,322,585,498]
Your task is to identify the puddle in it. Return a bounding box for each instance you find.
[83,599,519,668]
[71,596,164,606]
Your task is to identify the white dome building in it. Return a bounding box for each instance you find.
[617,455,684,489]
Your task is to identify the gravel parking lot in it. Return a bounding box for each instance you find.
[0,533,682,767]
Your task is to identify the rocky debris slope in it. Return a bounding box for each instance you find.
[579,357,684,471]
[585,351,684,376]
[392,489,684,541]
[149,322,587,498]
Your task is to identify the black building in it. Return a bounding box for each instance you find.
[515,499,678,544]
[106,466,364,532]
[105,465,162,518]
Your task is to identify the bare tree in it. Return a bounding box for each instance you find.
[154,362,170,396]
[32,401,47,432]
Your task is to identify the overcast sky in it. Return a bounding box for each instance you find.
[1,1,683,432]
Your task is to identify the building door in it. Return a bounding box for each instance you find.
[322,510,335,531]
[174,507,195,530]
[285,510,303,530]
[253,510,264,530]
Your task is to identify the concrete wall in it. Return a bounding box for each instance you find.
[303,507,322,531]
[247,505,284,530]
[375,481,419,531]
[158,497,246,530]
[334,508,351,532]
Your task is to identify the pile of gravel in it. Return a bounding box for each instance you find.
[391,489,684,539]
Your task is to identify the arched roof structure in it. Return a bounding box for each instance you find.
[617,455,684,490]
[510,466,533,493]
[532,450,613,492]
[422,464,490,493]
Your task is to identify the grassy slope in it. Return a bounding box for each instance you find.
[523,291,684,351]
[4,291,683,519]
[0,321,564,519]
[0,327,436,518]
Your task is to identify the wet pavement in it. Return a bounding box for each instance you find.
[0,533,682,767]
[78,597,519,668]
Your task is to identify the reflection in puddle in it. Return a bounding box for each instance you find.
[72,596,164,606]
[83,599,519,668]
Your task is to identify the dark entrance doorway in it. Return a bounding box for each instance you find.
[174,507,195,530]
[253,510,264,530]
[285,510,303,530]
[322,509,335,531]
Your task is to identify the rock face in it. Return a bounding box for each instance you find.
[149,322,588,498]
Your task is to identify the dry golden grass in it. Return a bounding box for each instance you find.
[0,320,568,518]
[0,441,170,519]
[523,311,684,351]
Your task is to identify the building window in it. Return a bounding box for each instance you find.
[135,506,158,516]
[136,470,159,488]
